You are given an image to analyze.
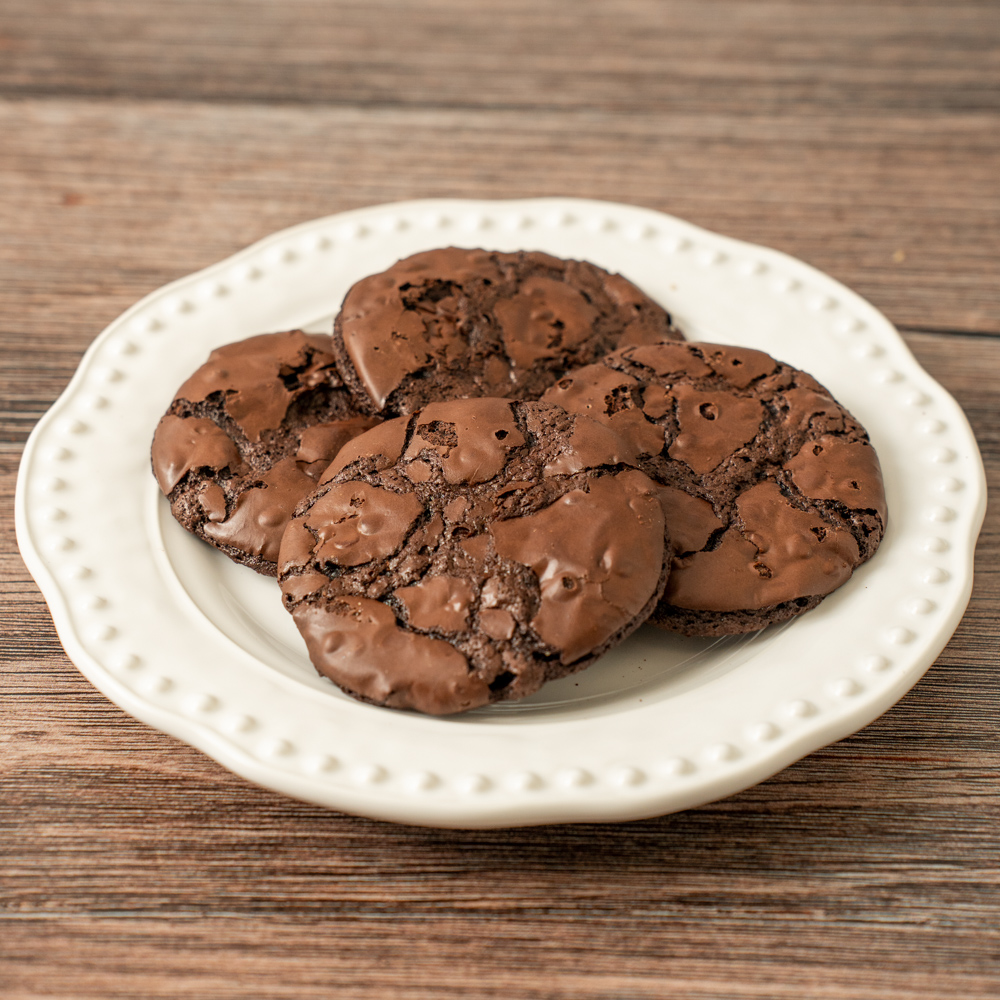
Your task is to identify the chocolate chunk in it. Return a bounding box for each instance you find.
[152,415,241,495]
[787,435,889,523]
[151,330,380,576]
[664,482,860,613]
[667,385,765,474]
[490,471,667,664]
[331,248,683,415]
[202,456,317,565]
[304,481,425,568]
[279,397,670,715]
[394,576,474,633]
[293,597,484,714]
[403,398,526,484]
[541,341,887,635]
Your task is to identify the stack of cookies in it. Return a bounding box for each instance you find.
[153,248,888,715]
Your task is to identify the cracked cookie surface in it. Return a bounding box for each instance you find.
[542,341,888,635]
[332,247,683,416]
[152,330,380,576]
[278,397,669,715]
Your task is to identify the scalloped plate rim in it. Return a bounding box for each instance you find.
[15,197,987,828]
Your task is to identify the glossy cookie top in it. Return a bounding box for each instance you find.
[152,330,379,575]
[332,247,683,415]
[542,341,887,635]
[278,397,669,715]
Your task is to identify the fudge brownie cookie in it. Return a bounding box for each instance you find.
[152,331,380,576]
[541,341,887,636]
[278,397,669,715]
[332,247,683,415]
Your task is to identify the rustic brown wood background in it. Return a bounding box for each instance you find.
[2,2,998,998]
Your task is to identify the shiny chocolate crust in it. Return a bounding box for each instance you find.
[541,341,887,636]
[151,331,380,576]
[331,247,683,415]
[278,397,669,715]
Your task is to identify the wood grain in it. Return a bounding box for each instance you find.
[1,0,998,115]
[1,98,998,336]
[1,2,999,998]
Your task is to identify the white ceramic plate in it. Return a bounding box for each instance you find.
[16,198,986,828]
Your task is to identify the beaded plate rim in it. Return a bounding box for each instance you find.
[15,198,987,828]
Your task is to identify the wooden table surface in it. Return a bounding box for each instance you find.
[2,3,998,998]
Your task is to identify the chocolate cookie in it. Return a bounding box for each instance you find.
[541,341,887,636]
[332,247,683,415]
[152,331,380,576]
[277,397,669,715]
